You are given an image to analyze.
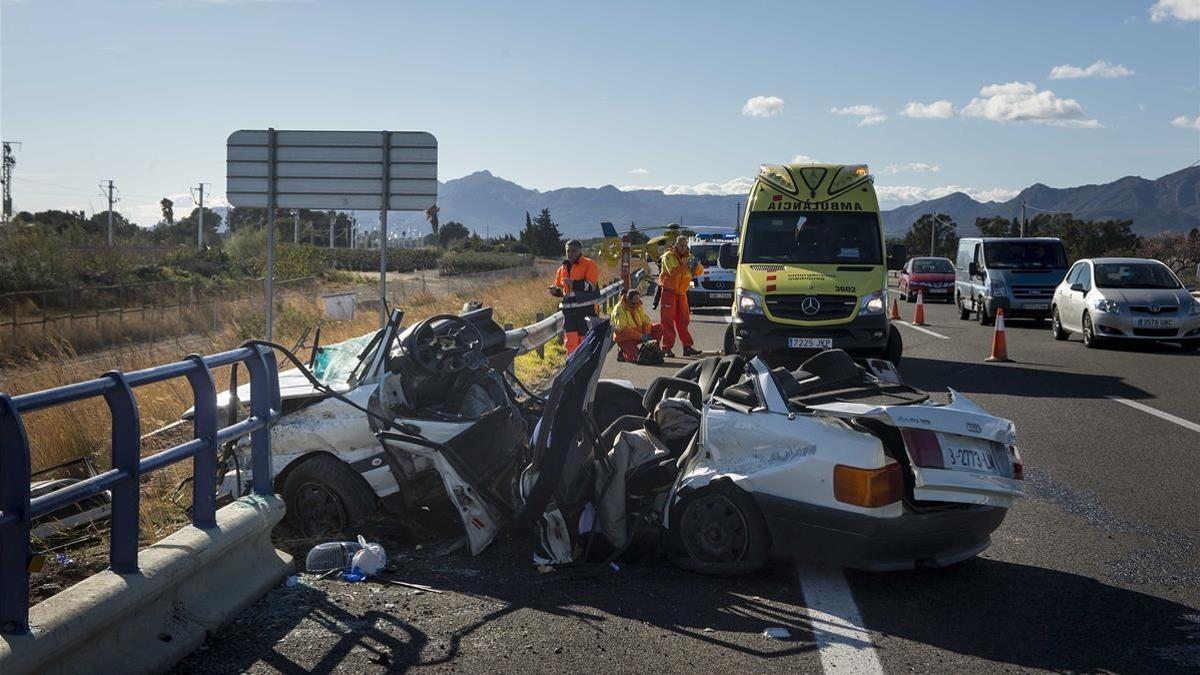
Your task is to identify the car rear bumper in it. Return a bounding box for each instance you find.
[731,312,890,358]
[687,288,734,307]
[984,297,1053,318]
[754,494,1006,571]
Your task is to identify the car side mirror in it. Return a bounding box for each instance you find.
[1070,283,1085,293]
[968,262,979,277]
[718,243,738,269]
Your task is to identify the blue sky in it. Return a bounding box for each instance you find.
[2,0,1198,224]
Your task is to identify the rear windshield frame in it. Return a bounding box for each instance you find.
[982,240,1068,270]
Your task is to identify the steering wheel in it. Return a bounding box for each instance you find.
[406,314,485,375]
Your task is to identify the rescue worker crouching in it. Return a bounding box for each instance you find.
[549,239,601,354]
[658,235,704,358]
[611,289,663,363]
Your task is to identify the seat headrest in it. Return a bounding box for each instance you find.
[797,349,861,383]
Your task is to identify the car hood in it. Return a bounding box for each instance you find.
[1097,288,1192,307]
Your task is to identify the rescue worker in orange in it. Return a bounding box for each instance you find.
[658,235,704,357]
[549,239,601,354]
[612,289,662,362]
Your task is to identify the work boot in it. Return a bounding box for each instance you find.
[683,346,703,357]
[662,350,676,358]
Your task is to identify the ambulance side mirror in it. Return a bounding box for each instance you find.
[719,243,738,269]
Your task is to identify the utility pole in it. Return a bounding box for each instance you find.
[293,209,300,244]
[194,183,207,250]
[102,180,115,246]
[735,201,741,228]
[1,141,17,229]
[329,210,335,249]
[350,213,357,250]
[1020,201,1027,238]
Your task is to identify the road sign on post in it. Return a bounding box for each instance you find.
[226,129,438,336]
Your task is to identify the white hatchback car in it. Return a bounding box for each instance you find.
[1051,257,1200,350]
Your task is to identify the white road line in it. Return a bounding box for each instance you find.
[895,321,950,340]
[798,565,884,674]
[1107,395,1200,434]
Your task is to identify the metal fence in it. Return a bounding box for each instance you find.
[0,345,281,634]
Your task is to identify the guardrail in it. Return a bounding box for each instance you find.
[504,271,642,355]
[0,344,282,634]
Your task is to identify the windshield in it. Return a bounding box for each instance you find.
[742,211,882,265]
[313,332,380,385]
[983,241,1067,269]
[690,245,721,266]
[913,258,953,274]
[1094,263,1181,290]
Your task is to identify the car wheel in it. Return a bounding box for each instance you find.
[723,324,736,356]
[1082,312,1103,349]
[883,324,903,364]
[957,294,971,320]
[670,482,769,576]
[1051,307,1068,341]
[282,454,378,537]
[977,298,993,326]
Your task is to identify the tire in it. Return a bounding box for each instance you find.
[1082,312,1103,349]
[669,482,769,576]
[1051,307,1068,341]
[957,294,971,321]
[723,324,736,356]
[282,454,378,537]
[977,298,993,326]
[883,324,903,365]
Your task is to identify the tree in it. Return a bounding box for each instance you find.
[902,213,959,258]
[1139,231,1200,280]
[437,220,470,247]
[87,211,137,239]
[425,204,440,235]
[627,222,648,245]
[178,207,223,246]
[160,198,174,225]
[975,216,1019,238]
[1030,213,1139,261]
[521,208,564,257]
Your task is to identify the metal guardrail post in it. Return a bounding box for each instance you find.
[183,354,218,529]
[536,312,544,358]
[0,394,32,634]
[101,371,141,575]
[242,344,279,496]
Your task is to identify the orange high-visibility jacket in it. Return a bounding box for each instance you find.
[659,249,704,295]
[555,255,600,297]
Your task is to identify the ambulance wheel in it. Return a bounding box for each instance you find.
[282,454,378,537]
[670,482,769,576]
[723,324,736,356]
[883,325,903,365]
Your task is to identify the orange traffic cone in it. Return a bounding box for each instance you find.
[913,290,927,326]
[889,294,901,320]
[986,308,1013,362]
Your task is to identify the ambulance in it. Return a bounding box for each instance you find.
[720,162,902,363]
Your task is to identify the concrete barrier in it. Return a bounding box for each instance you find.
[0,495,292,675]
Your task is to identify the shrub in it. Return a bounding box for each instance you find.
[437,251,534,276]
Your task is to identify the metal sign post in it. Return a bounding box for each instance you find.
[226,129,437,336]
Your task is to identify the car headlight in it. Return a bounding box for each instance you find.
[859,290,886,315]
[736,288,765,315]
[1093,298,1120,313]
[1190,299,1200,316]
[987,279,1008,297]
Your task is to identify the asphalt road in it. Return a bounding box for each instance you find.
[177,293,1200,674]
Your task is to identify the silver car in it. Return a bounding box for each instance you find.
[1051,257,1200,350]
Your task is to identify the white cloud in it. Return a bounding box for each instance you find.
[1171,115,1200,129]
[621,177,755,196]
[830,104,887,126]
[741,96,784,118]
[900,100,956,119]
[961,82,1102,128]
[791,154,821,164]
[882,162,941,175]
[876,184,1019,207]
[1150,0,1200,22]
[627,168,649,175]
[1049,59,1134,79]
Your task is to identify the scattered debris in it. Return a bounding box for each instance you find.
[53,553,74,567]
[370,575,444,594]
[351,535,387,576]
[536,565,556,574]
[285,575,299,588]
[763,627,792,640]
[305,540,364,573]
[610,562,620,572]
[340,568,367,583]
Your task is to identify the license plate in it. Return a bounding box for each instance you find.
[710,293,732,300]
[1135,317,1177,328]
[925,288,947,295]
[788,337,833,349]
[936,433,1002,475]
[1022,303,1049,311]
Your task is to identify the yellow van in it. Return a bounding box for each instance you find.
[720,163,901,362]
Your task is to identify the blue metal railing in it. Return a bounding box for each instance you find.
[0,344,281,634]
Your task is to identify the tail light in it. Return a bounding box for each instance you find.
[834,463,904,507]
[1008,445,1024,480]
[900,428,944,468]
